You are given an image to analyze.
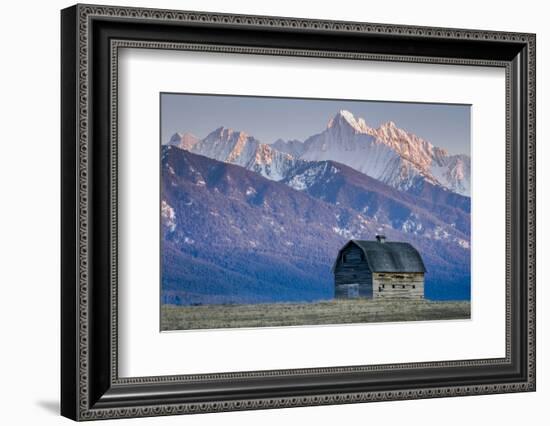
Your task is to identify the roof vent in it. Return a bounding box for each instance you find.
[376,235,387,243]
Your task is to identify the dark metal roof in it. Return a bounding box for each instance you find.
[340,240,426,273]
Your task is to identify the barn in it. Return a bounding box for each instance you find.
[332,236,426,300]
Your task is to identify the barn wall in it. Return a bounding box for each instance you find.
[334,244,372,298]
[373,273,424,299]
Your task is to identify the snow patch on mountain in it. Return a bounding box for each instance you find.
[286,162,339,191]
[457,238,470,249]
[401,213,424,234]
[430,154,471,196]
[332,226,353,238]
[161,200,176,232]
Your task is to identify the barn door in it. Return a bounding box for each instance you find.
[347,284,359,298]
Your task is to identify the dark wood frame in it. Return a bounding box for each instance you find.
[61,4,536,421]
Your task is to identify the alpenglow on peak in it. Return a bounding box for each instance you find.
[171,108,470,196]
[327,109,370,133]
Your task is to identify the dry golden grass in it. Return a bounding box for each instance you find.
[161,299,470,331]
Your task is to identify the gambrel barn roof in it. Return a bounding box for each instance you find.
[334,239,426,273]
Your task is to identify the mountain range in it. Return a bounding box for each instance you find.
[167,110,470,197]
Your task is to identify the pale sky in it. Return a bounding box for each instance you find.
[161,93,471,156]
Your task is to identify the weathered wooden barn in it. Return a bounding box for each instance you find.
[333,236,426,300]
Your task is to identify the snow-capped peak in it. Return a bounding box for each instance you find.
[166,132,200,151]
[305,110,471,196]
[190,126,299,182]
[327,110,370,133]
[380,121,397,130]
[335,109,356,124]
[208,126,248,141]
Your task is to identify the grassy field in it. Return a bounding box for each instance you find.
[161,299,470,331]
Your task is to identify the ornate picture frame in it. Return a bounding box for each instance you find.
[61,4,535,421]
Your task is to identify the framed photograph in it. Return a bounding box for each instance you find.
[61,4,536,421]
[159,93,473,331]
